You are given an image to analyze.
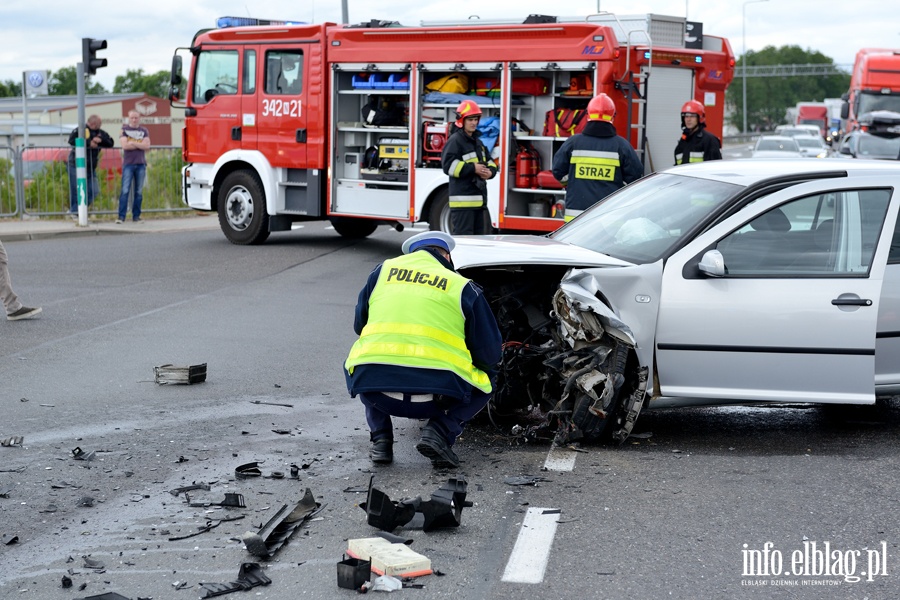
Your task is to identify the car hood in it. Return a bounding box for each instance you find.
[452,234,633,270]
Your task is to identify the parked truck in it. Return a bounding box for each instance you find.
[842,48,900,132]
[169,13,734,244]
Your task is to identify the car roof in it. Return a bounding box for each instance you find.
[665,158,900,186]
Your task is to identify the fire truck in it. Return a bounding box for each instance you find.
[842,48,900,132]
[170,14,734,244]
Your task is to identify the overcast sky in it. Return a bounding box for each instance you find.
[3,0,897,92]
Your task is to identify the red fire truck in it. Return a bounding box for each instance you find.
[842,48,900,132]
[170,14,734,244]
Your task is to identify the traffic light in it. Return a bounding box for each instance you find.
[82,38,108,76]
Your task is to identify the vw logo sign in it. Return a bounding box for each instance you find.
[27,71,44,87]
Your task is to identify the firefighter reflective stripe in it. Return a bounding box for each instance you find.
[677,151,706,164]
[450,151,480,178]
[570,150,619,181]
[563,208,583,222]
[345,253,492,393]
[449,195,485,208]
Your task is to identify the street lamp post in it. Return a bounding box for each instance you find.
[742,0,768,134]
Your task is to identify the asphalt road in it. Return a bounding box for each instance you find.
[1,223,899,600]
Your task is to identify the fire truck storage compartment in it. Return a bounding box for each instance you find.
[503,62,595,218]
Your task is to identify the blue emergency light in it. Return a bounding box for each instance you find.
[217,16,307,28]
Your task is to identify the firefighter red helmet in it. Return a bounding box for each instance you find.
[455,99,482,128]
[587,93,616,122]
[680,99,706,126]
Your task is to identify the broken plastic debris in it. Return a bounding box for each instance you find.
[71,447,96,461]
[3,534,18,545]
[337,555,371,590]
[198,562,271,598]
[82,555,106,569]
[234,461,262,479]
[360,475,472,532]
[74,593,133,600]
[250,400,294,408]
[189,492,245,508]
[169,482,211,496]
[154,363,207,385]
[167,515,245,541]
[77,496,95,507]
[241,488,321,558]
[1,435,23,447]
[504,475,551,486]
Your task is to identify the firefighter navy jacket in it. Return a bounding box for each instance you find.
[441,128,498,210]
[344,247,501,401]
[674,123,722,165]
[551,121,643,212]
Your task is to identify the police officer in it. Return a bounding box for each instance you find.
[674,99,722,165]
[441,99,497,235]
[344,231,501,468]
[551,93,643,221]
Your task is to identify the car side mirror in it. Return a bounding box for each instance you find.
[698,249,726,277]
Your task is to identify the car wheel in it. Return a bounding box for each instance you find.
[428,188,451,233]
[330,217,378,238]
[217,171,270,245]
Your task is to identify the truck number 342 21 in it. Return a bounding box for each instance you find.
[262,99,302,118]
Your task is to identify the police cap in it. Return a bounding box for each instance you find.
[402,231,456,254]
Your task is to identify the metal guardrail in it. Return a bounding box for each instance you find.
[1,145,189,219]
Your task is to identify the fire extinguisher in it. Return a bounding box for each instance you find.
[515,145,540,189]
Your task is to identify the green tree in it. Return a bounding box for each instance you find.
[727,45,850,132]
[113,69,171,97]
[0,80,22,97]
[48,66,107,95]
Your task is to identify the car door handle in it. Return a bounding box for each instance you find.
[831,297,872,307]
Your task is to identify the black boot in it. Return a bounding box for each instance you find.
[370,439,393,464]
[415,426,459,468]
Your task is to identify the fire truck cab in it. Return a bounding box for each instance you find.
[171,14,733,245]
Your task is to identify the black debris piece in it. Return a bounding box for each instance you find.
[189,493,245,508]
[1,435,24,447]
[0,489,11,498]
[234,462,262,479]
[169,482,211,496]
[77,496,95,507]
[82,555,106,569]
[249,400,294,407]
[198,562,271,598]
[154,363,207,385]
[504,475,551,486]
[167,515,245,541]
[3,534,18,545]
[337,555,371,590]
[74,593,133,600]
[376,531,414,545]
[289,464,300,479]
[72,447,96,461]
[241,488,322,558]
[61,575,72,588]
[360,476,472,532]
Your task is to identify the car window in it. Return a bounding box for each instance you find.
[265,50,303,95]
[192,50,239,104]
[757,139,799,151]
[890,209,900,264]
[552,173,743,264]
[716,188,892,276]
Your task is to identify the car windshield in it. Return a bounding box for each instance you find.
[795,137,823,149]
[757,138,799,151]
[857,135,900,159]
[551,173,744,264]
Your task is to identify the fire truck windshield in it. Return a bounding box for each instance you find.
[193,50,239,103]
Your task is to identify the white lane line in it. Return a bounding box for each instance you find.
[544,447,577,471]
[501,507,561,584]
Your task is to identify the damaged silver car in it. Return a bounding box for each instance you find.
[452,159,900,445]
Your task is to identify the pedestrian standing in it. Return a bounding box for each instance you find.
[117,110,151,223]
[441,100,497,235]
[0,240,41,321]
[551,93,643,221]
[67,115,114,216]
[344,231,502,468]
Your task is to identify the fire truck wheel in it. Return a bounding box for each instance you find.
[428,189,451,233]
[217,171,270,245]
[330,217,378,239]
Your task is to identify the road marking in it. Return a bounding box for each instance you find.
[501,507,560,584]
[544,447,576,471]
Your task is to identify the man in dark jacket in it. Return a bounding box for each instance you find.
[345,231,502,468]
[441,99,497,234]
[67,114,115,215]
[551,93,643,221]
[674,99,722,165]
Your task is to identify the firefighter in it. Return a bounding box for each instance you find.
[441,99,497,235]
[551,93,643,221]
[344,231,502,468]
[674,99,722,165]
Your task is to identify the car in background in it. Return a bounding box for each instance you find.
[793,134,833,158]
[451,159,900,445]
[21,147,122,186]
[750,135,802,158]
[837,131,900,160]
[774,125,821,138]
